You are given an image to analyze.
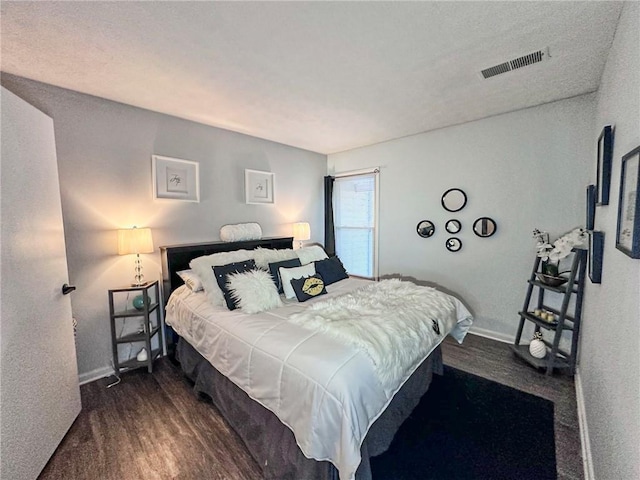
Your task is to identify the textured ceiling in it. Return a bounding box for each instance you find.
[0,1,623,154]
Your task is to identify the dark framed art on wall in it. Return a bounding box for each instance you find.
[616,145,640,258]
[586,184,596,230]
[589,231,604,283]
[596,125,613,206]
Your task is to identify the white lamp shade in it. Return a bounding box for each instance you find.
[117,227,154,255]
[293,222,311,241]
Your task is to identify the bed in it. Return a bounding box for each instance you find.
[161,237,472,480]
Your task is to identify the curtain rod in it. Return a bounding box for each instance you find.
[333,167,380,179]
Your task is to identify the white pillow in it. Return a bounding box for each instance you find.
[227,269,283,314]
[220,222,262,242]
[189,249,254,305]
[251,247,298,270]
[279,263,316,299]
[177,269,203,292]
[296,245,329,265]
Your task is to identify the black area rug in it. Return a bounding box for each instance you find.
[370,365,556,480]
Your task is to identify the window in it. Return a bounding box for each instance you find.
[333,171,378,278]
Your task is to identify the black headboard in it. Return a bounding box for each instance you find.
[160,237,294,305]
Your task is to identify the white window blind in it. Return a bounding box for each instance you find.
[333,172,378,278]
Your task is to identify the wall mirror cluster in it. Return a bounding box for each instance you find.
[416,220,435,238]
[446,238,462,252]
[473,217,497,238]
[445,219,461,234]
[416,188,497,252]
[441,188,467,212]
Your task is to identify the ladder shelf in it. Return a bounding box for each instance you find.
[511,249,586,376]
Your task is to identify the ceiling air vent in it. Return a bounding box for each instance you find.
[481,62,511,79]
[480,47,550,79]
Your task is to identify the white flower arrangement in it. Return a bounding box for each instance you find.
[533,228,587,263]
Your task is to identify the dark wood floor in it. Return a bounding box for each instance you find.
[39,334,583,480]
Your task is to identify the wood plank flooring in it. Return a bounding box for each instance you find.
[39,334,583,480]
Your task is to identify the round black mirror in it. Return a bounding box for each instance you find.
[445,219,461,234]
[446,237,462,252]
[416,220,435,238]
[441,188,467,212]
[473,217,497,237]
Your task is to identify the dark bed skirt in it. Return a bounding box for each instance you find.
[177,338,443,480]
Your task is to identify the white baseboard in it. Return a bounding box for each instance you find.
[575,367,595,480]
[468,326,513,344]
[78,365,113,385]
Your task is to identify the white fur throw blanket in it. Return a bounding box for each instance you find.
[289,279,457,391]
[220,222,262,242]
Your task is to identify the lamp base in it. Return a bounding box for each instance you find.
[131,281,150,287]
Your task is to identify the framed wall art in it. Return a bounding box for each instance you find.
[245,169,275,204]
[616,145,640,258]
[152,155,200,202]
[586,184,596,230]
[589,230,604,283]
[596,125,613,206]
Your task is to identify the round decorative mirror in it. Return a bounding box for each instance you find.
[445,219,461,234]
[441,188,467,212]
[416,220,435,238]
[446,237,462,252]
[473,217,497,237]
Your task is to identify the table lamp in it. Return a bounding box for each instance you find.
[292,222,310,249]
[117,226,154,286]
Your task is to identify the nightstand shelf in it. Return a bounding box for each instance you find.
[115,325,162,344]
[108,281,163,375]
[111,302,159,318]
[118,347,162,371]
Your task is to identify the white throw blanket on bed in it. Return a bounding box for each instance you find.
[289,279,456,391]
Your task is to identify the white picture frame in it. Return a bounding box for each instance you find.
[152,155,200,202]
[245,169,275,204]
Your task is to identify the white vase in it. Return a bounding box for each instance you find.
[136,347,148,362]
[529,339,547,359]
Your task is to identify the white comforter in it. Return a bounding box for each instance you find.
[165,278,472,480]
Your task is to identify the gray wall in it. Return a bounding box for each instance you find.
[581,2,640,479]
[1,74,327,381]
[329,94,594,341]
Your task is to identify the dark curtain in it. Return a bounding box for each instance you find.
[324,176,336,256]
